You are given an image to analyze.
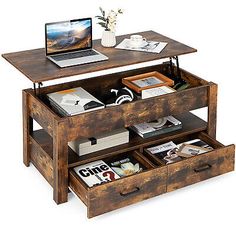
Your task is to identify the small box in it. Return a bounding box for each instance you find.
[69,128,129,156]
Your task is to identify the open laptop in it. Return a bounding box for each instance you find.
[45,18,108,67]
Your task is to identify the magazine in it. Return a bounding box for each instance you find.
[107,156,146,177]
[147,138,213,164]
[147,141,183,164]
[177,144,210,158]
[178,139,213,150]
[73,160,120,187]
[116,39,168,54]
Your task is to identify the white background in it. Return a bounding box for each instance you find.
[0,0,235,235]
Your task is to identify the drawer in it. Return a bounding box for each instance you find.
[165,133,235,191]
[69,150,167,218]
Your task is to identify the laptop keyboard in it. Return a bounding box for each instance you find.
[51,50,99,61]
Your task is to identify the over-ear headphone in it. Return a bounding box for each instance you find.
[105,87,134,106]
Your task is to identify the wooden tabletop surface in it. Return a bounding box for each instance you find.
[2,30,196,83]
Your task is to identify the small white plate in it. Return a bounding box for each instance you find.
[126,40,148,49]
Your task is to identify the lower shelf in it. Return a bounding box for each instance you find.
[31,112,207,168]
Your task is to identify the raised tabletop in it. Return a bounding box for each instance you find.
[2,30,196,83]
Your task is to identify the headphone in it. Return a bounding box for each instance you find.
[105,87,134,106]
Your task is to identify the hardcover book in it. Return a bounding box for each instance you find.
[130,116,182,139]
[47,87,105,116]
[141,86,176,99]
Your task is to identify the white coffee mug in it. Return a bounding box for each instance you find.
[129,35,146,48]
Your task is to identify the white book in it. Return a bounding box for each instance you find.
[142,86,176,99]
[74,160,120,187]
[47,87,105,116]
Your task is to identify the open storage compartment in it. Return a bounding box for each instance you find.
[69,150,167,218]
[143,131,235,192]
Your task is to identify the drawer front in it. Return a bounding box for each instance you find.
[167,145,235,192]
[87,167,167,218]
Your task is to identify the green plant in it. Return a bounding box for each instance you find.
[96,7,123,32]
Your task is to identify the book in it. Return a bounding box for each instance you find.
[47,87,105,116]
[141,86,176,99]
[73,160,120,187]
[130,116,182,139]
[116,39,168,54]
[147,141,183,164]
[107,156,146,177]
[178,139,213,150]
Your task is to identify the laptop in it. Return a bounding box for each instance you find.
[45,18,108,67]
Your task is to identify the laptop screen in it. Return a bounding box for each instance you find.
[45,18,92,55]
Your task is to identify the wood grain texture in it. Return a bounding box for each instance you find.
[69,171,88,206]
[30,136,54,186]
[167,144,235,192]
[28,92,59,137]
[53,120,69,204]
[30,112,207,167]
[207,82,217,138]
[87,166,167,218]
[22,90,33,166]
[66,85,209,141]
[2,31,196,83]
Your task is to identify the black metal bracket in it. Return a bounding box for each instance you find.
[33,82,43,96]
[169,56,184,85]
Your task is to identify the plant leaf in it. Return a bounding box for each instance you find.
[96,16,106,21]
[99,7,105,16]
[97,22,107,28]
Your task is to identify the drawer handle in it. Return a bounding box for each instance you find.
[120,187,140,197]
[194,164,212,173]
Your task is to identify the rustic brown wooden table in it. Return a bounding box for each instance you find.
[2,31,235,218]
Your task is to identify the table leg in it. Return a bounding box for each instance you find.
[22,90,33,167]
[53,120,68,204]
[207,82,218,138]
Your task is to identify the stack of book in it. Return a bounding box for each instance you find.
[47,87,105,116]
[129,116,182,139]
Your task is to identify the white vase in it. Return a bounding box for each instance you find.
[101,30,116,47]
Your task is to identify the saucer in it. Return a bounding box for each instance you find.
[126,40,148,49]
